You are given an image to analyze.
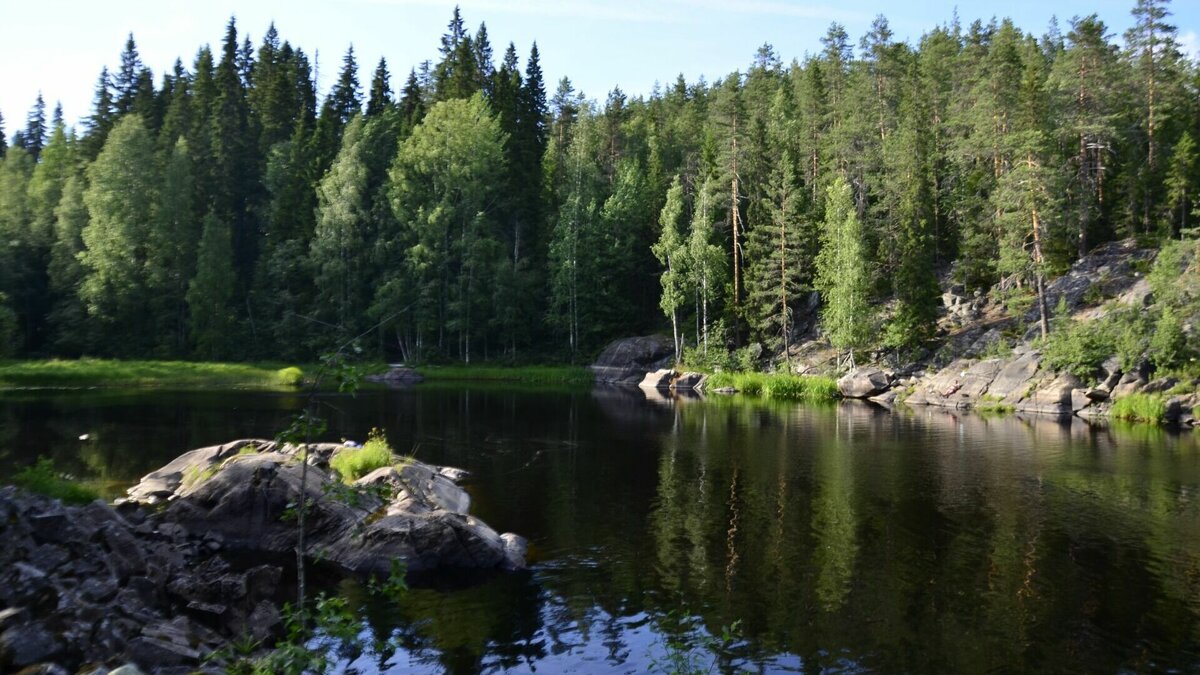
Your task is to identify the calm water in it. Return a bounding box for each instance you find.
[3,384,1200,673]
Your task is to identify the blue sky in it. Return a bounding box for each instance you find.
[2,0,1198,131]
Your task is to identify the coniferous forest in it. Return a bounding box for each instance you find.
[0,1,1197,366]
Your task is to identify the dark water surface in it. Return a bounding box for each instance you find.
[3,385,1200,673]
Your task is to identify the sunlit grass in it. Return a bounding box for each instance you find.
[1110,393,1168,424]
[330,428,395,483]
[0,359,307,390]
[705,372,839,402]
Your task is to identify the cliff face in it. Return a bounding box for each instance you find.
[802,239,1199,426]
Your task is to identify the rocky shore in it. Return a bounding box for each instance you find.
[0,439,526,674]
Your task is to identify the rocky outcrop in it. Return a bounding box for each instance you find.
[837,368,892,399]
[124,439,526,575]
[590,335,674,385]
[0,488,282,674]
[0,440,531,673]
[365,365,424,386]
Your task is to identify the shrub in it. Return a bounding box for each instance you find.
[1110,394,1168,424]
[330,428,394,483]
[275,366,305,387]
[1149,308,1189,371]
[13,458,100,504]
[1041,318,1116,379]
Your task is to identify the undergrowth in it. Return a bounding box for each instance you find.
[13,458,100,504]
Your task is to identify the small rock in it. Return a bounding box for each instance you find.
[1084,388,1109,402]
[106,665,146,675]
[0,607,29,632]
[0,621,63,669]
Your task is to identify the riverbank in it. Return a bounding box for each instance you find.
[414,364,593,385]
[0,359,306,390]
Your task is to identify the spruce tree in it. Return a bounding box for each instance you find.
[366,57,393,117]
[22,94,47,162]
[0,110,6,158]
[188,212,237,359]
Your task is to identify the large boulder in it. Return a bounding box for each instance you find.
[671,372,706,391]
[125,440,526,574]
[906,358,1004,408]
[365,366,424,386]
[837,368,891,399]
[639,369,676,390]
[590,335,675,385]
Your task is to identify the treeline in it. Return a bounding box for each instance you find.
[0,1,1196,364]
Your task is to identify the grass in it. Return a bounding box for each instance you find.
[13,458,100,504]
[975,394,1015,414]
[1110,393,1169,424]
[330,428,395,483]
[0,359,307,390]
[414,364,594,385]
[704,372,839,402]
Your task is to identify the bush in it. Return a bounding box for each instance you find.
[275,366,305,387]
[13,458,100,504]
[1149,308,1190,371]
[1041,318,1116,379]
[330,428,394,483]
[1110,394,1168,424]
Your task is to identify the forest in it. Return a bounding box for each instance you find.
[0,0,1196,367]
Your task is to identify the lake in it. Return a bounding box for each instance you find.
[3,384,1199,673]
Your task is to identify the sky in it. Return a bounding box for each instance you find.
[2,0,1199,132]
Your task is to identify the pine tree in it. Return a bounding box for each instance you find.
[1124,0,1185,232]
[814,175,873,368]
[1048,15,1122,253]
[0,110,6,158]
[187,212,237,359]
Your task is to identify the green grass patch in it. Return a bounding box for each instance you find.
[0,359,308,390]
[975,394,1015,414]
[1110,393,1168,424]
[13,458,100,504]
[704,372,839,402]
[331,428,394,483]
[415,365,593,385]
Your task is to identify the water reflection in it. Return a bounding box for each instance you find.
[2,387,1200,672]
